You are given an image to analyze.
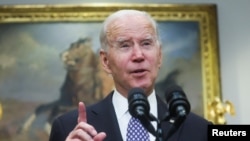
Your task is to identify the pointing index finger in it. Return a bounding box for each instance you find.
[78,102,87,123]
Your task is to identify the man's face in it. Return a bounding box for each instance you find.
[100,15,162,96]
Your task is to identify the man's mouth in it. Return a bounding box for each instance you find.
[131,69,147,77]
[132,69,146,73]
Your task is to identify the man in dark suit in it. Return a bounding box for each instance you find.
[49,9,211,141]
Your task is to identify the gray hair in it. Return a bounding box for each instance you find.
[99,9,161,52]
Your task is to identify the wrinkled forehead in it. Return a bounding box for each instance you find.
[106,15,156,40]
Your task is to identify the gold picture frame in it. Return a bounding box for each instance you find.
[0,3,223,140]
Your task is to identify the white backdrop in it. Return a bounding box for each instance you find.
[0,0,249,124]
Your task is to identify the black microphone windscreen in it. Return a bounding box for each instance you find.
[128,87,145,99]
[164,85,190,140]
[164,84,190,117]
[128,87,149,118]
[165,85,186,101]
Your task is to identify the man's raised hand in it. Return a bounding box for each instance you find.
[66,102,106,141]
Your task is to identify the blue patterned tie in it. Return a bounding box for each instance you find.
[126,117,150,141]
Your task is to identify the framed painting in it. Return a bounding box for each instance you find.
[0,3,221,140]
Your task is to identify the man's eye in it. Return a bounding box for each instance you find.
[120,43,130,48]
[142,41,152,46]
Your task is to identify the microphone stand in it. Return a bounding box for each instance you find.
[138,114,164,141]
[162,111,187,141]
[137,111,186,141]
[155,119,163,141]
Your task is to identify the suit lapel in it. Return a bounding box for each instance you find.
[87,91,123,141]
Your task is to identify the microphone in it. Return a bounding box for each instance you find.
[128,87,150,118]
[163,85,191,140]
[165,85,190,118]
[128,87,157,137]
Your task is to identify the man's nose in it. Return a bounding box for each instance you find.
[131,45,144,61]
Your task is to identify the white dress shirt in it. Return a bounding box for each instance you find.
[112,88,158,141]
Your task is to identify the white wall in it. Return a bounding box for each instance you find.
[1,0,249,124]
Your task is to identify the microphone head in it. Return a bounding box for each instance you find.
[165,85,185,101]
[128,87,150,118]
[165,85,191,117]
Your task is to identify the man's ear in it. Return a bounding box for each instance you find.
[99,50,112,74]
